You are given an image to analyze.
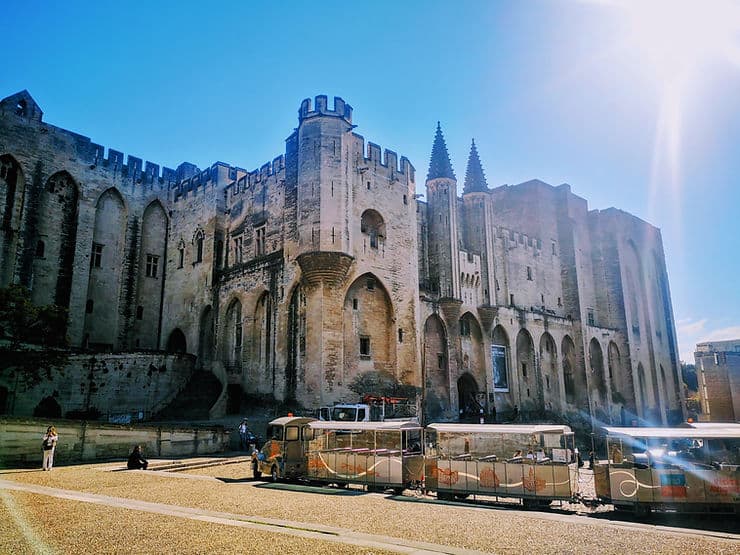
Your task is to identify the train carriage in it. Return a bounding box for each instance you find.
[425,423,579,506]
[594,426,740,516]
[306,420,424,493]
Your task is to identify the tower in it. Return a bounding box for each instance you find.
[425,123,460,300]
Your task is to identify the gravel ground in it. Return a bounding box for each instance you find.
[1,463,737,554]
[0,490,395,555]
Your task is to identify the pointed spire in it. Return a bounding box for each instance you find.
[463,139,489,193]
[426,122,455,181]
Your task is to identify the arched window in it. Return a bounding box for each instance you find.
[194,230,204,263]
[360,209,386,250]
[177,239,185,269]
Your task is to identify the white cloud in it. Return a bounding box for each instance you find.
[676,318,740,363]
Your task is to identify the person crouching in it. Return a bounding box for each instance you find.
[127,445,149,470]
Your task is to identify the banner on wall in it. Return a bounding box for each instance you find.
[492,344,508,391]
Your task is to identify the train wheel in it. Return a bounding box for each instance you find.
[392,487,405,496]
[437,491,455,501]
[270,466,279,483]
[252,461,262,479]
[634,504,651,519]
[523,498,538,510]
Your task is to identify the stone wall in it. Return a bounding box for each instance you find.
[0,351,195,419]
[0,417,229,467]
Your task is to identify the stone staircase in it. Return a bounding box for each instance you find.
[153,370,222,421]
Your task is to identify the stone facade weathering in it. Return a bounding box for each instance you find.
[695,339,740,422]
[0,90,684,425]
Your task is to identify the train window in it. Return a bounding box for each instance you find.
[266,425,284,441]
[285,426,299,441]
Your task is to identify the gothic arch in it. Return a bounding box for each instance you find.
[286,283,306,401]
[83,187,126,349]
[459,312,485,392]
[343,273,395,384]
[562,335,587,409]
[588,338,607,418]
[423,314,449,419]
[608,341,634,410]
[134,200,168,349]
[360,209,386,250]
[636,362,652,418]
[30,171,79,311]
[166,328,187,353]
[491,325,511,391]
[0,154,25,287]
[539,332,561,411]
[516,329,542,412]
[253,290,272,373]
[457,372,480,419]
[197,305,214,370]
[222,298,243,371]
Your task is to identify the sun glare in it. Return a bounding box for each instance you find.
[619,0,740,83]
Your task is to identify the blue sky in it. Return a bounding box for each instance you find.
[4,0,740,361]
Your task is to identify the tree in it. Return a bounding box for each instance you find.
[681,362,698,392]
[0,285,68,347]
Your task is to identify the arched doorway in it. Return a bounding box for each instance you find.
[423,314,449,419]
[166,328,187,353]
[33,396,61,418]
[457,373,480,421]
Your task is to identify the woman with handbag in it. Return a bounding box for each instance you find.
[41,425,58,471]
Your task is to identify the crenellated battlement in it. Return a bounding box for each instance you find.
[70,135,178,186]
[352,133,415,182]
[299,95,353,124]
[224,155,286,201]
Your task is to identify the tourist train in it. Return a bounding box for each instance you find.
[252,417,740,517]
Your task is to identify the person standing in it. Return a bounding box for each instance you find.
[41,426,58,471]
[238,419,249,450]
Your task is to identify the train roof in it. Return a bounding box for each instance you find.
[689,422,740,430]
[268,416,316,427]
[309,420,422,431]
[427,423,573,434]
[603,426,740,439]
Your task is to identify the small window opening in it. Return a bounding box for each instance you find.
[85,300,94,314]
[91,243,103,269]
[359,336,371,357]
[352,298,358,310]
[398,328,404,343]
[178,247,184,269]
[15,100,27,117]
[510,293,514,306]
[526,266,532,280]
[35,240,45,258]
[145,254,159,278]
[136,306,143,320]
[366,278,375,291]
[522,362,527,377]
